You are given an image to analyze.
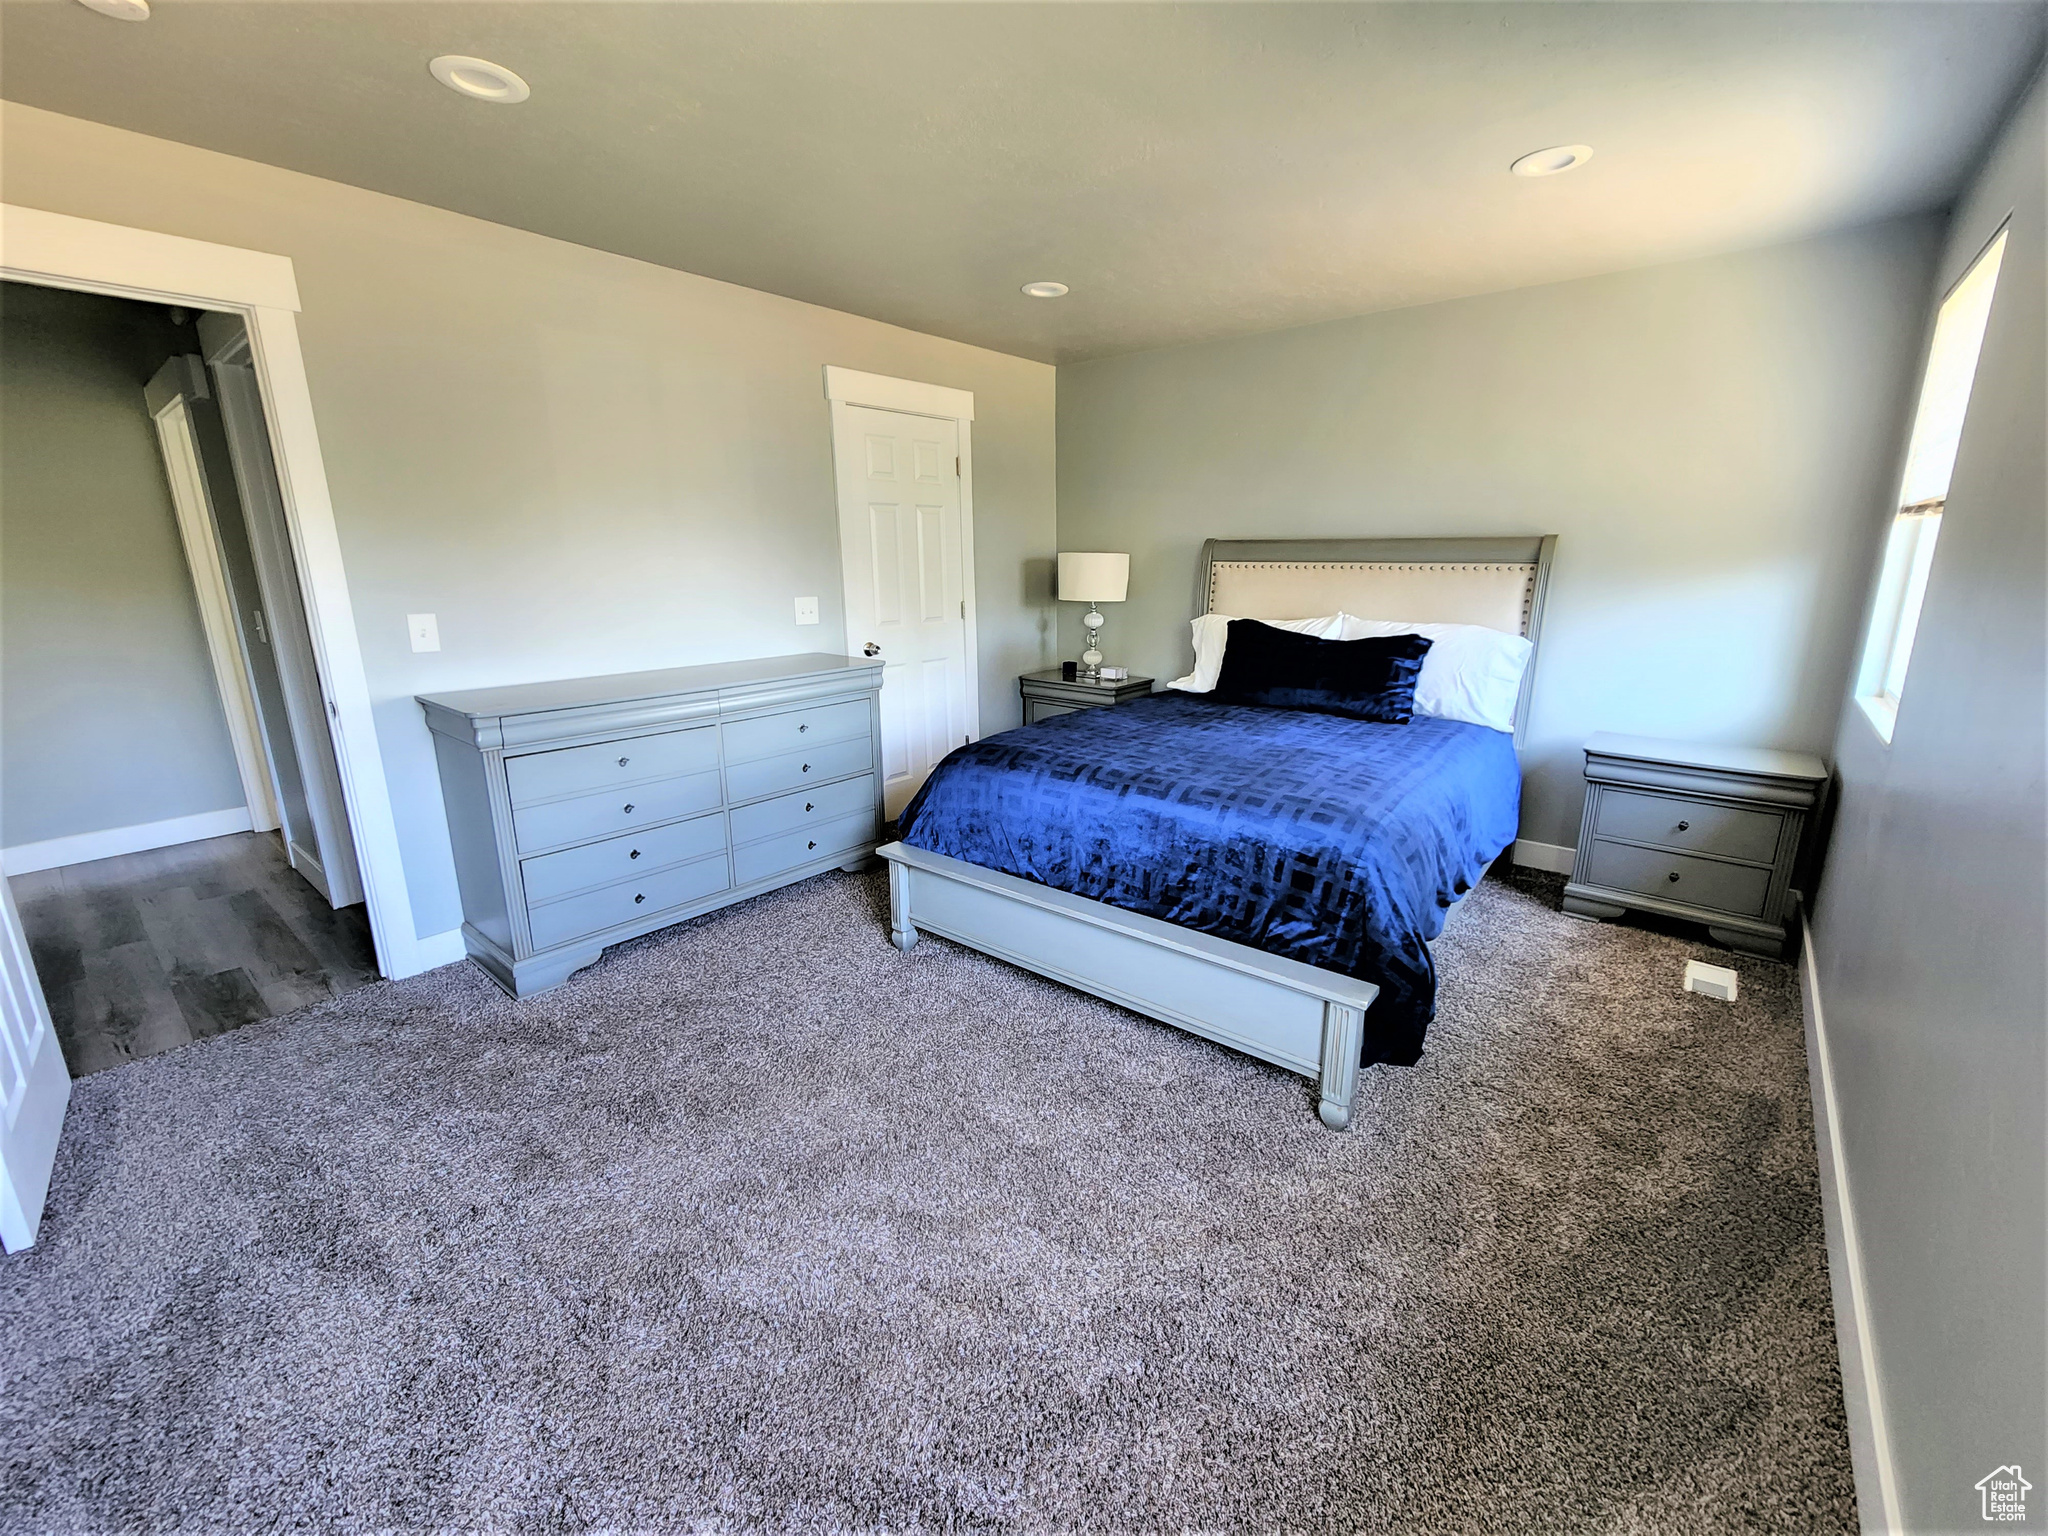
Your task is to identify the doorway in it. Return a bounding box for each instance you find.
[826,368,981,819]
[2,280,376,1077]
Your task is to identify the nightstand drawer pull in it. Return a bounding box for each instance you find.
[623,802,635,814]
[1668,871,1681,882]
[1676,820,1689,832]
[634,892,646,904]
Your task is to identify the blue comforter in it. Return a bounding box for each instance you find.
[897,693,1521,1064]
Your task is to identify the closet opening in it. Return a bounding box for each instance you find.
[2,280,378,1074]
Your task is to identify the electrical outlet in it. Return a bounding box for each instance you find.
[407,613,441,653]
[794,595,820,625]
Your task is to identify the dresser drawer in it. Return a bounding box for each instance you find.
[526,852,731,952]
[505,725,719,807]
[1594,788,1782,865]
[520,810,727,905]
[728,774,876,847]
[511,770,723,854]
[732,808,877,886]
[1583,840,1771,920]
[722,698,871,766]
[724,735,873,804]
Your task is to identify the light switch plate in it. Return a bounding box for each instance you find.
[794,596,820,625]
[407,613,441,653]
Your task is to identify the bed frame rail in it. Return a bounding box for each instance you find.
[880,841,1378,1130]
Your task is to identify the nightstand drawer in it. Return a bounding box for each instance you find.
[1584,840,1771,920]
[1594,789,1783,865]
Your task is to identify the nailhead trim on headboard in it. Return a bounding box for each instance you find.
[1208,560,1540,633]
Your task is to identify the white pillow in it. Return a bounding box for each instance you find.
[1336,615,1532,733]
[1167,613,1346,693]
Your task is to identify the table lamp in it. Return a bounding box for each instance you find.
[1057,552,1130,678]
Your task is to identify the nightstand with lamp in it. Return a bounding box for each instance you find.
[1020,552,1150,723]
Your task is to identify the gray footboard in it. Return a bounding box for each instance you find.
[878,841,1378,1130]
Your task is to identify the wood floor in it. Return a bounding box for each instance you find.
[10,831,379,1077]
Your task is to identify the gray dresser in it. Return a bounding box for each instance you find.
[1562,733,1828,959]
[420,653,884,996]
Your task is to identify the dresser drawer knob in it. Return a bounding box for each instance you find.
[634,892,646,904]
[1668,871,1681,883]
[618,756,630,767]
[808,840,817,851]
[801,763,810,773]
[799,723,808,733]
[623,803,635,814]
[1676,820,1690,832]
[804,802,813,812]
[629,849,641,860]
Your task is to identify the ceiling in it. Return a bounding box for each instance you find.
[1,2,2040,363]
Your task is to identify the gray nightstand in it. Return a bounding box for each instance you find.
[1561,733,1829,959]
[1018,669,1155,724]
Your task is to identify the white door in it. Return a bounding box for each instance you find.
[198,316,365,908]
[0,872,70,1252]
[832,404,976,818]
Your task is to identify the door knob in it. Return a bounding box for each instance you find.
[863,642,881,657]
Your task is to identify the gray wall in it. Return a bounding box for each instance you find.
[0,102,1057,941]
[0,282,247,849]
[1056,216,1943,851]
[1813,70,2045,1533]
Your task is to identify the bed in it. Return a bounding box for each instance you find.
[876,534,1557,1130]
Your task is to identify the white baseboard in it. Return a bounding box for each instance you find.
[411,928,468,970]
[1799,917,1901,1535]
[1512,838,1576,874]
[2,806,254,876]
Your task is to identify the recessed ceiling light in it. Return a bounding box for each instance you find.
[1510,144,1593,178]
[429,55,531,104]
[1021,281,1070,299]
[74,0,149,19]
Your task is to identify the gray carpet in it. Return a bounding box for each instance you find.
[0,866,1854,1534]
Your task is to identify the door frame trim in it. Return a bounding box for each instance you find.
[0,203,426,977]
[144,360,283,837]
[823,368,983,755]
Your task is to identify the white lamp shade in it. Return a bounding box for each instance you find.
[1057,552,1130,604]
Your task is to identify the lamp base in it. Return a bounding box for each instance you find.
[1081,612,1105,678]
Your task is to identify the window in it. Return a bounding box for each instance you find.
[1853,226,2007,742]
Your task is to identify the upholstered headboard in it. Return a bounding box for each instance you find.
[1194,535,1558,744]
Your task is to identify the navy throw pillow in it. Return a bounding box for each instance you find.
[1213,621,1433,723]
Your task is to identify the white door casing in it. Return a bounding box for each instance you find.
[0,208,426,983]
[199,314,365,907]
[830,394,977,818]
[145,357,281,835]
